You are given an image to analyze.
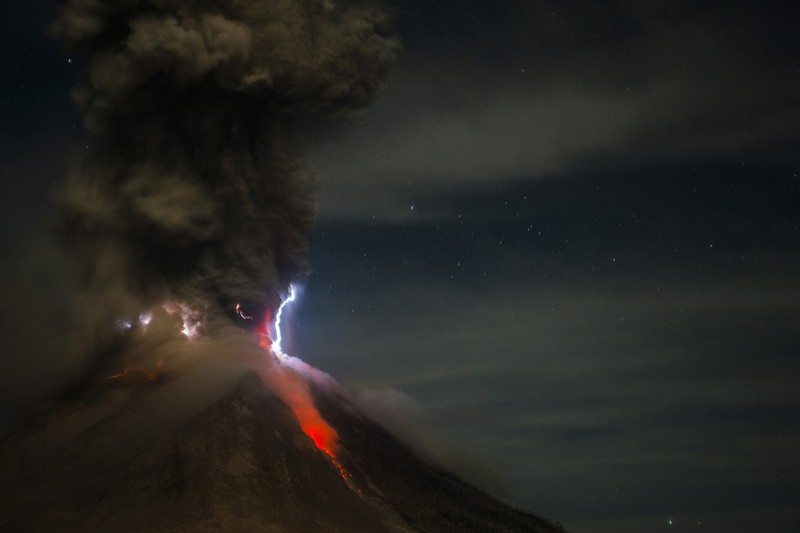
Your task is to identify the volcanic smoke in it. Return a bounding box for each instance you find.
[51,0,399,356]
[49,0,399,460]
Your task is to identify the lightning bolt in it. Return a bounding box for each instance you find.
[272,284,297,356]
[235,303,253,320]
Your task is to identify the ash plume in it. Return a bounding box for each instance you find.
[50,0,399,363]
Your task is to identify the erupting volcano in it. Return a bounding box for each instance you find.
[0,0,565,531]
[45,0,399,480]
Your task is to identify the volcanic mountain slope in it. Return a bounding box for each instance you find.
[0,371,565,532]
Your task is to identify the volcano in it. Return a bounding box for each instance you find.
[0,367,564,532]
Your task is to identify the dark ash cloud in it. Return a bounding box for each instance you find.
[49,0,399,365]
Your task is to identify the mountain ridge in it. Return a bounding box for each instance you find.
[0,370,565,532]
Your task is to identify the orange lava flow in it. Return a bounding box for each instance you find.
[273,365,358,484]
[272,367,358,486]
[283,372,339,457]
[257,345,340,457]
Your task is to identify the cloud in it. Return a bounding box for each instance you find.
[304,2,799,220]
[306,72,650,219]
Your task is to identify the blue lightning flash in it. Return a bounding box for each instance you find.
[272,285,298,355]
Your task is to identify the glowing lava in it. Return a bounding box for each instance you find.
[264,365,340,457]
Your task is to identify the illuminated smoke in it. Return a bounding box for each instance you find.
[163,301,204,340]
[114,319,133,331]
[138,313,152,327]
[50,0,400,364]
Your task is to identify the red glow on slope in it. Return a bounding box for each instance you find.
[273,366,340,457]
[306,427,332,452]
[289,393,355,488]
[259,360,357,484]
[257,348,343,459]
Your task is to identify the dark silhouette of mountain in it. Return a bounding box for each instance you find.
[0,371,565,532]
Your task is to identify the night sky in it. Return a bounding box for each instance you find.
[2,1,799,532]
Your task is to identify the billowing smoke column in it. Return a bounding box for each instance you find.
[51,0,399,361]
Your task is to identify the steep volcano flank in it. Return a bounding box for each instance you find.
[311,386,566,533]
[84,373,391,533]
[0,373,388,533]
[0,372,564,532]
